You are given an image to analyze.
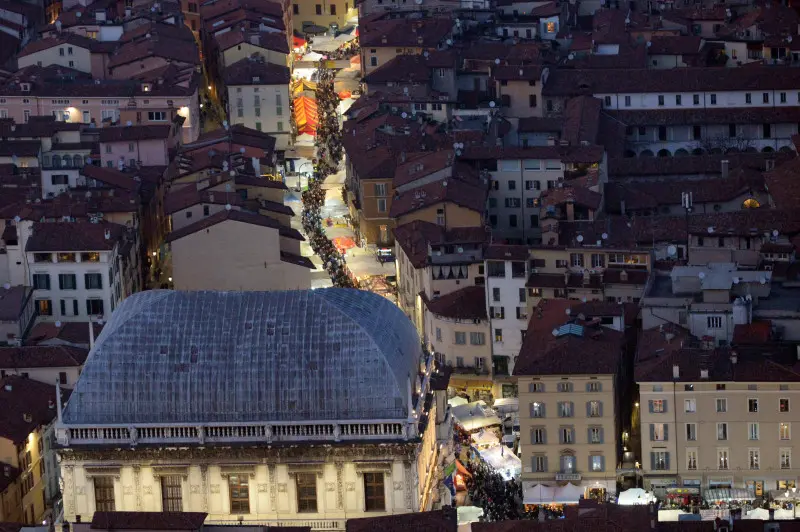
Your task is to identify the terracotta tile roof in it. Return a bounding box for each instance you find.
[492,64,543,81]
[0,117,82,138]
[462,145,604,164]
[109,36,199,70]
[364,55,432,85]
[394,150,458,187]
[389,178,487,218]
[541,185,602,210]
[543,66,800,97]
[360,17,452,48]
[165,209,302,243]
[422,286,487,320]
[647,35,703,55]
[119,21,196,45]
[0,375,67,443]
[0,346,88,368]
[80,165,140,191]
[609,152,793,178]
[26,321,104,347]
[485,244,528,261]
[562,96,601,146]
[224,57,290,85]
[90,512,208,531]
[393,220,487,268]
[515,299,625,376]
[189,124,277,155]
[636,342,800,382]
[733,321,772,345]
[26,221,127,252]
[99,124,174,142]
[214,29,289,54]
[346,508,456,532]
[18,33,115,58]
[604,174,765,211]
[200,0,283,26]
[0,286,31,322]
[765,156,800,210]
[164,185,244,214]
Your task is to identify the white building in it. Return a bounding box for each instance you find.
[56,290,441,530]
[223,56,292,152]
[484,244,530,380]
[10,221,135,322]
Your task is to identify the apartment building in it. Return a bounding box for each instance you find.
[484,244,530,380]
[16,35,115,78]
[0,286,35,346]
[290,0,357,33]
[516,299,627,504]
[8,221,136,322]
[0,376,66,524]
[637,330,800,497]
[223,57,292,150]
[0,65,200,143]
[0,346,87,388]
[359,16,452,75]
[98,121,182,169]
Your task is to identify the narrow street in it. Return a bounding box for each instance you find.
[287,169,396,291]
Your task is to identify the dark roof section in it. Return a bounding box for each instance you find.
[26,321,104,347]
[389,179,487,218]
[98,124,174,142]
[81,165,140,191]
[0,465,21,495]
[90,512,208,531]
[423,286,488,320]
[346,507,457,532]
[360,17,452,48]
[0,286,32,321]
[165,209,303,243]
[223,57,291,86]
[485,244,529,261]
[0,346,88,368]
[514,299,625,376]
[0,375,67,444]
[543,67,800,96]
[26,222,127,252]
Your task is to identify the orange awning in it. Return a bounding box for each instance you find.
[294,95,318,135]
[338,90,352,99]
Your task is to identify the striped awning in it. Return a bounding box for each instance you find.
[705,488,756,501]
[294,95,318,136]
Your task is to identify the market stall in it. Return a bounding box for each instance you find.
[523,483,556,506]
[471,430,500,450]
[744,508,770,520]
[618,488,657,506]
[451,401,503,433]
[475,444,520,481]
[554,483,584,505]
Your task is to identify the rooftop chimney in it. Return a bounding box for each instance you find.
[721,159,729,179]
[700,369,709,379]
[672,364,680,379]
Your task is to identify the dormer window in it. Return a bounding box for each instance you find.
[252,76,260,83]
[141,83,152,92]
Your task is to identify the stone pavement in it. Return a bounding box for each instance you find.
[287,169,394,289]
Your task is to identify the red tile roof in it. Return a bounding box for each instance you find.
[0,375,66,443]
[165,209,302,243]
[423,286,487,320]
[0,346,88,368]
[389,179,487,218]
[610,152,793,178]
[514,299,625,376]
[517,117,562,133]
[394,220,487,268]
[26,221,127,252]
[364,55,433,85]
[80,166,141,191]
[647,35,703,55]
[765,156,800,210]
[26,321,104,347]
[90,512,208,531]
[561,96,601,145]
[541,185,602,211]
[733,321,772,345]
[608,106,800,126]
[360,17,452,48]
[346,508,456,532]
[462,145,604,164]
[224,57,290,85]
[108,36,199,69]
[484,244,528,261]
[18,34,115,57]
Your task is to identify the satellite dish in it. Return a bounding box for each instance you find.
[552,329,559,336]
[55,321,62,327]
[76,11,82,17]
[772,229,779,237]
[489,101,496,108]
[2,283,9,290]
[698,272,706,279]
[401,112,408,119]
[667,245,677,257]
[707,226,714,234]
[225,204,232,210]
[568,53,575,60]
[442,180,448,187]
[576,235,584,243]
[601,233,608,240]
[733,277,740,284]
[423,51,429,58]
[494,58,501,65]
[646,41,652,47]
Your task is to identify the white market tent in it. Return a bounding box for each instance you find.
[471,430,500,449]
[658,509,689,522]
[457,506,484,525]
[774,509,796,520]
[618,488,658,506]
[478,445,521,481]
[451,401,503,432]
[492,397,519,415]
[524,483,556,505]
[554,482,584,504]
[448,396,469,408]
[744,508,771,520]
[302,51,324,61]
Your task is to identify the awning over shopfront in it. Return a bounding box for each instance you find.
[294,96,318,136]
[524,483,556,505]
[451,401,502,432]
[618,488,657,506]
[554,483,584,504]
[705,488,756,501]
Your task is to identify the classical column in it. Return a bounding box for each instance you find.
[403,461,414,510]
[200,465,208,512]
[268,464,277,511]
[63,464,76,519]
[133,465,142,510]
[335,463,344,510]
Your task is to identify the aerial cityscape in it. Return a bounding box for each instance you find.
[0,0,798,529]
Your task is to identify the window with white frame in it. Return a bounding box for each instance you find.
[650,399,665,413]
[717,423,728,440]
[529,382,544,393]
[530,402,544,418]
[148,111,167,121]
[749,449,760,470]
[781,449,792,469]
[652,423,666,441]
[718,448,729,470]
[716,398,727,413]
[749,422,759,440]
[588,401,601,417]
[533,455,547,472]
[589,426,602,443]
[684,399,696,412]
[590,455,604,472]
[780,423,791,440]
[686,423,697,441]
[686,449,698,470]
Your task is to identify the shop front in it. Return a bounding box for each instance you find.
[448,375,494,403]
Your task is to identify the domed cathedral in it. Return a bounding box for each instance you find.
[55,289,441,531]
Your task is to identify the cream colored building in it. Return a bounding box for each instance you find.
[515,300,627,503]
[291,0,357,33]
[637,331,800,497]
[56,290,441,530]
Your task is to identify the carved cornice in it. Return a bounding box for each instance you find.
[219,465,257,479]
[354,461,393,476]
[84,466,121,479]
[151,466,190,479]
[60,443,418,464]
[287,463,325,478]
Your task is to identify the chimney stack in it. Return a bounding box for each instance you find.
[672,365,680,379]
[721,159,729,179]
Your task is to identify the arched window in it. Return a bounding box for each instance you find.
[52,157,61,168]
[657,149,671,157]
[62,155,71,168]
[73,154,83,168]
[742,198,760,209]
